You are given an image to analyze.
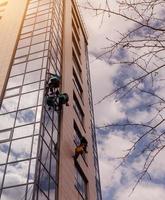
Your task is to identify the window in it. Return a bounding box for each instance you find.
[73,69,83,99]
[75,166,87,200]
[73,49,82,80]
[0,129,12,143]
[73,93,84,123]
[72,33,81,62]
[73,121,86,161]
[73,121,82,146]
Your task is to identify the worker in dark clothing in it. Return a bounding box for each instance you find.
[48,74,61,94]
[73,136,88,160]
[58,93,69,107]
[47,91,69,111]
[47,95,56,110]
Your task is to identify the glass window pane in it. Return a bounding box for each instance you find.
[28,51,44,60]
[8,137,32,162]
[31,33,46,44]
[50,155,56,180]
[27,184,34,200]
[32,135,39,158]
[16,107,37,126]
[7,75,24,89]
[0,142,10,164]
[26,58,43,72]
[1,185,26,200]
[22,82,40,93]
[0,165,5,187]
[38,90,44,105]
[29,159,36,183]
[13,124,34,139]
[4,161,29,187]
[0,129,12,142]
[49,178,56,200]
[13,56,27,64]
[23,17,35,26]
[18,37,31,48]
[10,63,26,76]
[36,14,49,23]
[1,96,19,113]
[19,91,39,109]
[15,46,30,58]
[30,42,45,54]
[36,106,42,122]
[34,21,47,30]
[24,70,42,84]
[0,112,16,130]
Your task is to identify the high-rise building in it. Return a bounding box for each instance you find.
[0,0,102,200]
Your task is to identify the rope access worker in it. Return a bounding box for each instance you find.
[73,136,88,160]
[48,73,61,94]
[47,91,69,111]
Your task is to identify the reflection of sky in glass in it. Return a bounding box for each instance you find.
[4,161,29,187]
[8,137,32,162]
[13,124,34,139]
[16,108,36,126]
[0,112,16,130]
[0,142,10,164]
[0,165,5,187]
[1,185,26,200]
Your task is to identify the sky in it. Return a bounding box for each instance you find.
[77,0,165,200]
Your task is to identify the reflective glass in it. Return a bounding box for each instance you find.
[49,178,56,199]
[53,111,59,128]
[39,166,49,196]
[32,135,39,157]
[18,37,31,48]
[38,90,44,105]
[0,165,5,187]
[41,141,50,169]
[38,190,48,200]
[15,46,30,57]
[0,142,10,164]
[0,129,11,142]
[28,159,36,183]
[5,87,20,98]
[16,107,36,126]
[32,33,46,44]
[13,124,34,139]
[34,21,47,30]
[19,91,39,110]
[24,70,42,84]
[27,7,37,15]
[1,185,26,200]
[10,63,26,76]
[36,106,42,122]
[23,17,35,26]
[34,123,40,135]
[4,161,29,187]
[22,82,40,93]
[27,184,34,200]
[28,51,44,60]
[0,96,19,113]
[36,14,49,23]
[8,137,32,162]
[0,112,16,130]
[13,56,27,64]
[52,127,58,144]
[26,58,43,72]
[50,155,56,180]
[33,27,47,35]
[7,75,24,89]
[30,42,45,54]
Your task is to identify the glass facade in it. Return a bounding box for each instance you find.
[0,0,63,199]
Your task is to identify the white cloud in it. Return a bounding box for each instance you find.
[115,182,165,200]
